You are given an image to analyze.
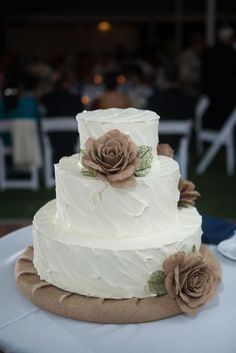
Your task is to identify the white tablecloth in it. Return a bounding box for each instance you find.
[0,226,236,353]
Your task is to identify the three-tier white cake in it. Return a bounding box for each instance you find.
[33,108,202,299]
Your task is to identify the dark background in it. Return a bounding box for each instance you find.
[0,0,236,57]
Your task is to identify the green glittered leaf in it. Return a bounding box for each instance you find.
[80,149,96,177]
[148,270,167,296]
[178,200,190,208]
[80,148,86,157]
[134,145,153,177]
[192,244,197,253]
[81,168,96,177]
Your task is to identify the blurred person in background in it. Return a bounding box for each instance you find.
[93,70,132,109]
[92,51,120,78]
[41,70,84,163]
[179,33,205,96]
[122,63,153,108]
[146,62,196,150]
[202,25,236,130]
[27,61,54,98]
[0,69,42,172]
[0,70,41,148]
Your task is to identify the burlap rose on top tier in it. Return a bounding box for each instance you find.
[82,129,140,188]
[163,251,220,315]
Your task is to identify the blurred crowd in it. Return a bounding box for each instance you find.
[0,25,236,164]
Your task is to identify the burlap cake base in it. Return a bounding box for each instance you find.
[15,246,221,324]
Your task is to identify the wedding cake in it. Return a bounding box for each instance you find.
[32,108,219,317]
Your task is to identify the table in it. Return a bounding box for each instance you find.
[0,226,236,353]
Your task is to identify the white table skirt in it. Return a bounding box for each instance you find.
[0,226,236,353]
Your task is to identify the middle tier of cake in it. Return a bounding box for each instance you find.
[55,154,180,238]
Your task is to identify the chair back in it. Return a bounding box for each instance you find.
[0,119,11,133]
[41,117,77,133]
[159,119,193,179]
[195,96,210,124]
[195,96,211,154]
[159,119,192,136]
[41,117,78,188]
[196,106,236,175]
[222,107,236,134]
[0,119,39,190]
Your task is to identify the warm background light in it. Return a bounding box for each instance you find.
[93,74,103,84]
[81,95,90,105]
[98,21,111,32]
[116,74,126,85]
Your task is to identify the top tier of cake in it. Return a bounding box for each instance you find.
[76,108,159,157]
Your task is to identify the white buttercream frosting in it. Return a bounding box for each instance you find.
[32,107,203,300]
[33,200,202,299]
[55,154,180,238]
[76,108,159,156]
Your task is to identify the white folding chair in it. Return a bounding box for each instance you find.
[196,107,236,175]
[195,95,211,155]
[159,120,193,179]
[0,120,39,190]
[41,117,79,188]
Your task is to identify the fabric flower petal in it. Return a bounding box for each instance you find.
[81,129,140,188]
[162,250,220,315]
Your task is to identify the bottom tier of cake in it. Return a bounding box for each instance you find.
[33,200,202,299]
[15,246,221,323]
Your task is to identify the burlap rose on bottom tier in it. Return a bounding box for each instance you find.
[82,129,140,188]
[163,251,220,315]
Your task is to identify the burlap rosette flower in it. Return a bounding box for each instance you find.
[178,178,200,207]
[163,251,220,314]
[82,129,140,188]
[157,143,174,158]
[148,250,220,315]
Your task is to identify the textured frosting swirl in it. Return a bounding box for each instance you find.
[77,107,158,122]
[76,108,159,156]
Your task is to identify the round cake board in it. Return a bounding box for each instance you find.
[15,246,221,324]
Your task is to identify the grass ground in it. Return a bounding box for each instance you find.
[0,148,235,221]
[188,150,236,220]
